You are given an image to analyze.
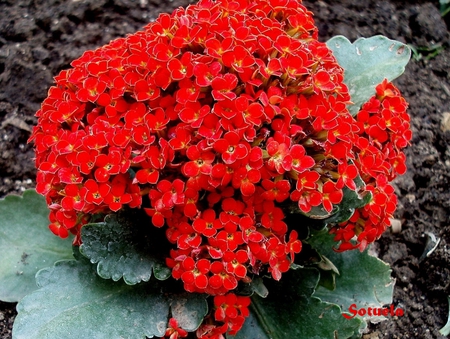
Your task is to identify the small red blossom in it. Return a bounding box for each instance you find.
[321,181,343,213]
[193,209,222,237]
[194,61,222,87]
[164,318,188,339]
[211,74,238,101]
[213,132,249,165]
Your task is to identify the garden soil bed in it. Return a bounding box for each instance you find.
[1,0,449,338]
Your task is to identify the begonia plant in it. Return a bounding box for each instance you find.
[0,0,411,338]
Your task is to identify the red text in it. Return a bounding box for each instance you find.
[343,304,405,319]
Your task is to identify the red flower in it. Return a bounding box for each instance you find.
[178,102,210,128]
[94,149,122,183]
[193,209,222,237]
[261,179,291,202]
[48,215,69,238]
[154,179,186,209]
[222,45,255,73]
[321,181,343,213]
[205,36,233,58]
[134,78,160,102]
[313,69,336,92]
[265,138,291,174]
[288,144,315,173]
[61,184,85,212]
[213,293,250,333]
[337,162,359,190]
[194,61,222,87]
[211,74,238,101]
[104,175,132,212]
[181,257,210,291]
[168,52,194,81]
[216,222,244,252]
[219,198,245,225]
[286,230,302,260]
[176,224,202,251]
[231,165,261,197]
[182,145,215,177]
[260,201,287,234]
[76,77,107,102]
[164,318,188,339]
[223,250,249,279]
[176,78,201,104]
[82,179,110,205]
[213,131,249,165]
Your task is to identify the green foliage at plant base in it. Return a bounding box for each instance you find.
[308,232,394,322]
[0,192,397,339]
[13,257,208,339]
[229,268,362,339]
[0,190,72,302]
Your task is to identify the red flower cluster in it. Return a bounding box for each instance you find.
[195,293,251,338]
[30,0,328,284]
[331,80,411,251]
[30,0,410,336]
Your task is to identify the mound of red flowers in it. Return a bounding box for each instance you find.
[30,0,411,337]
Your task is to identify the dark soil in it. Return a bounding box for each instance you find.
[0,0,449,338]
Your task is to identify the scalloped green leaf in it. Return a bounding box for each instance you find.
[13,259,208,339]
[79,211,171,285]
[0,190,73,302]
[327,35,411,115]
[229,268,362,339]
[308,231,394,321]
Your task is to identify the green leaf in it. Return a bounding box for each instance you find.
[227,310,274,339]
[13,259,208,339]
[317,269,337,291]
[249,276,269,298]
[327,35,411,115]
[229,268,362,339]
[238,276,270,298]
[439,296,450,336]
[79,211,171,285]
[317,254,339,274]
[0,190,73,302]
[308,232,394,321]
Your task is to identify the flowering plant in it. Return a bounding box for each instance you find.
[0,0,411,338]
